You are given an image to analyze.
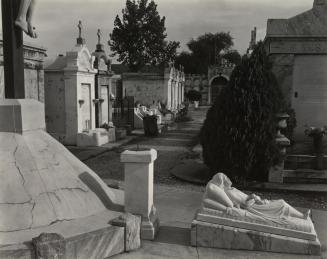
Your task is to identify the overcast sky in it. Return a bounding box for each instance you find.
[0,0,314,63]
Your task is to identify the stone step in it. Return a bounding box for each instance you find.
[283,169,327,184]
[285,154,327,170]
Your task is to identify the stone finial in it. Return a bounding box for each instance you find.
[77,20,85,45]
[97,29,102,45]
[78,20,82,38]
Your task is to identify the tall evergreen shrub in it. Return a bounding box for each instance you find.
[200,42,285,182]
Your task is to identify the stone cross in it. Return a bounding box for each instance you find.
[1,0,25,98]
[78,20,82,38]
[97,29,102,45]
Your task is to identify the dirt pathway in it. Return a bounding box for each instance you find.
[84,107,209,188]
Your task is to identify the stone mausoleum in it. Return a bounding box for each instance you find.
[92,30,115,128]
[0,38,46,101]
[265,0,327,140]
[122,64,185,111]
[45,37,98,145]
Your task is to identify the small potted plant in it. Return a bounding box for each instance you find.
[304,126,327,169]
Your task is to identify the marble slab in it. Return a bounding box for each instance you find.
[191,220,321,255]
[0,210,126,259]
[110,213,141,251]
[196,208,317,241]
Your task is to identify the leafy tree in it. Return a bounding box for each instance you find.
[222,50,242,66]
[200,42,285,183]
[109,0,180,71]
[175,32,239,74]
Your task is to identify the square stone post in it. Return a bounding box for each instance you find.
[121,149,159,240]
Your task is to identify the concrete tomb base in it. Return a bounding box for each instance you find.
[0,210,141,259]
[0,99,140,258]
[191,209,321,255]
[76,128,114,147]
[140,207,160,240]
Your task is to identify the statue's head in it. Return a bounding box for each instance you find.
[212,173,232,188]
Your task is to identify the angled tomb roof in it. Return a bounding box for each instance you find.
[267,0,327,37]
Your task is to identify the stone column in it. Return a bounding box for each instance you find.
[120,149,159,240]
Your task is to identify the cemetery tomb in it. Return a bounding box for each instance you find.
[191,173,321,255]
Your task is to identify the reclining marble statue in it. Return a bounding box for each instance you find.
[194,173,319,245]
[202,172,310,226]
[192,172,321,254]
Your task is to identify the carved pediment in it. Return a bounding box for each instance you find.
[65,45,96,72]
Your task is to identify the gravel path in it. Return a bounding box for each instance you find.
[84,107,327,211]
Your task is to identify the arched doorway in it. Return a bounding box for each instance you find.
[210,76,228,103]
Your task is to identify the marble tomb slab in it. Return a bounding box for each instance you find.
[196,208,317,241]
[191,209,321,255]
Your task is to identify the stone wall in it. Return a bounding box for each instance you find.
[44,71,66,137]
[0,40,46,101]
[122,73,166,107]
[269,54,295,107]
[185,74,209,105]
[122,66,184,110]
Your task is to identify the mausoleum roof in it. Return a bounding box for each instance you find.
[45,55,66,70]
[267,1,327,37]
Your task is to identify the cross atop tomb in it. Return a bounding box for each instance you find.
[97,29,102,45]
[96,28,104,52]
[77,20,86,45]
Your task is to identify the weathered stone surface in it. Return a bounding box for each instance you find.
[0,99,45,133]
[0,210,126,259]
[196,209,316,241]
[110,213,141,251]
[65,225,124,259]
[0,100,121,235]
[121,149,160,240]
[32,233,65,259]
[76,128,109,147]
[192,220,321,255]
[266,1,327,141]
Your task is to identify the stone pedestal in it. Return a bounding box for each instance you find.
[121,149,160,240]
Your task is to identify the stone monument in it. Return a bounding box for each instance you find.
[91,28,115,140]
[265,0,327,141]
[45,22,115,146]
[121,149,160,240]
[0,1,140,258]
[191,173,321,255]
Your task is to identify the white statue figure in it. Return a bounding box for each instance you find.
[202,173,310,224]
[15,0,37,38]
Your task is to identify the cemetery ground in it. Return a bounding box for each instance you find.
[70,107,327,211]
[68,106,327,258]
